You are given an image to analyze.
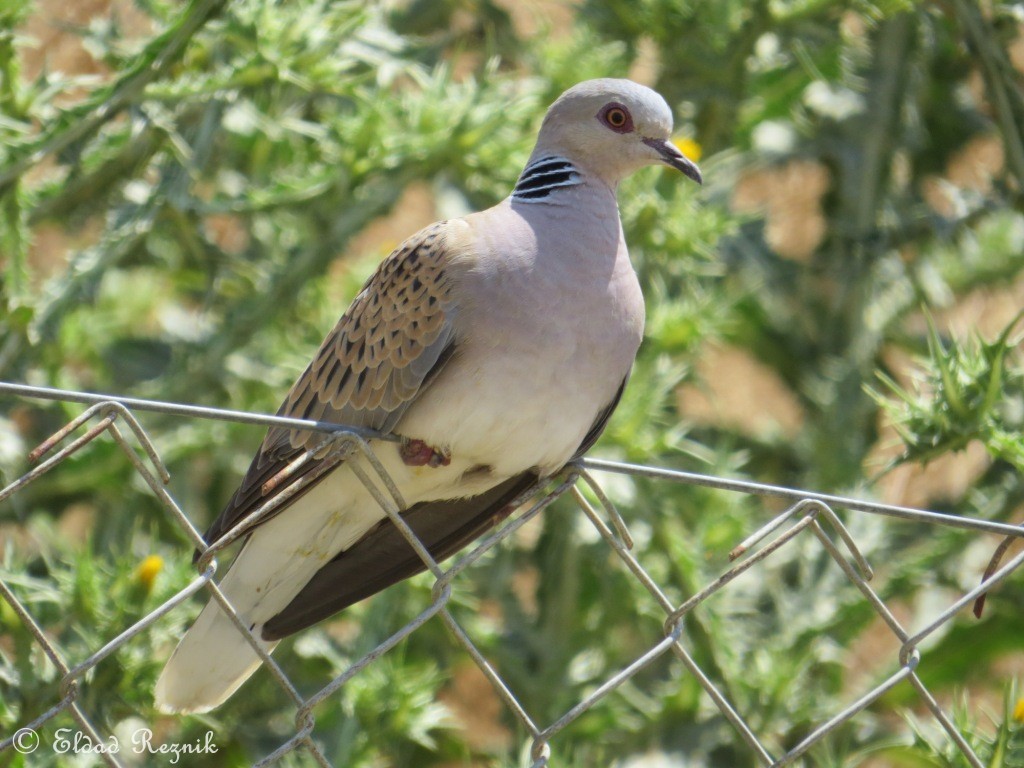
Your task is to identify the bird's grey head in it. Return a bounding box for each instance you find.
[532,78,702,187]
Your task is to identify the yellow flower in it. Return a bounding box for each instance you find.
[673,137,702,162]
[1014,697,1024,723]
[134,555,164,592]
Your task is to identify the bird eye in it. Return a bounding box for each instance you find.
[599,103,633,134]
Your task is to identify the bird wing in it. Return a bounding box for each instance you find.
[262,471,540,639]
[261,375,630,640]
[200,221,461,553]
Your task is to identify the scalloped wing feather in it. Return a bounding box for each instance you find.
[199,221,463,551]
[276,221,457,447]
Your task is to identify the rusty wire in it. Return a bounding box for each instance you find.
[1,381,1022,767]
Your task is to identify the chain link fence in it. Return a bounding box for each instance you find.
[1,380,1022,767]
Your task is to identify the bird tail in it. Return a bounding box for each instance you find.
[154,576,279,714]
[153,524,316,713]
[154,468,395,713]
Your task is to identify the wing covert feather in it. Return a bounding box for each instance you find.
[277,220,458,448]
[199,221,463,551]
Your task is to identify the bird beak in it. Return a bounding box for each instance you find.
[643,137,703,185]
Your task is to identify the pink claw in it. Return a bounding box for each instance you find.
[400,439,451,468]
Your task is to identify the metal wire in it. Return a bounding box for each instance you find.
[0,380,1021,767]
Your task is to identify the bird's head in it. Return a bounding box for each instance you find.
[533,78,702,187]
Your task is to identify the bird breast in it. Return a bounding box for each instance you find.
[397,192,645,478]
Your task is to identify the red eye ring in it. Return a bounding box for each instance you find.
[599,103,633,134]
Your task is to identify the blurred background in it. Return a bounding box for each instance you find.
[1,0,1023,765]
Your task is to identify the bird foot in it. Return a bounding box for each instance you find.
[400,439,451,468]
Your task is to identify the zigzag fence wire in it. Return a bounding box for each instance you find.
[1,380,1022,767]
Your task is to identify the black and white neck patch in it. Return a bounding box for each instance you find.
[511,156,583,203]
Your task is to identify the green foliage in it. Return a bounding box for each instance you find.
[872,684,1024,767]
[872,311,1024,472]
[1,0,1023,766]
